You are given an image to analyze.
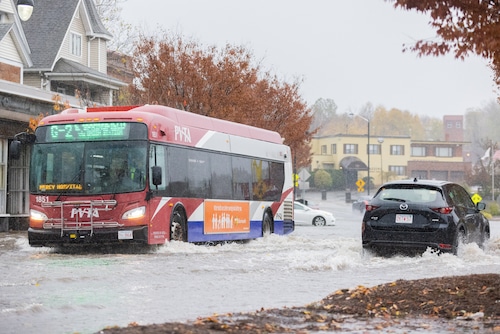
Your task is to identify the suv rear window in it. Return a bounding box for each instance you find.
[376,186,445,205]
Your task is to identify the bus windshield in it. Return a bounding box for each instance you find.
[30,141,148,195]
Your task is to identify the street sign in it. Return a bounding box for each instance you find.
[356,179,365,192]
[356,179,365,188]
[298,169,311,182]
[471,193,482,204]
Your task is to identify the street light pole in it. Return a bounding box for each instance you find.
[378,137,384,185]
[349,112,370,195]
[367,119,370,195]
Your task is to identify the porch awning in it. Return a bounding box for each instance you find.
[339,156,368,170]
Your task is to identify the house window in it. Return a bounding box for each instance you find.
[331,144,336,155]
[450,171,464,182]
[321,145,327,155]
[411,170,428,179]
[323,163,335,170]
[369,144,381,155]
[411,146,426,157]
[435,147,453,157]
[389,165,406,176]
[71,32,82,57]
[456,121,461,128]
[344,144,358,154]
[447,122,453,128]
[390,145,404,155]
[430,170,448,180]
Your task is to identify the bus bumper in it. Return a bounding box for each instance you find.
[28,226,149,247]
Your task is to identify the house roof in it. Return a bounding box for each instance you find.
[0,78,81,111]
[47,58,126,88]
[83,0,111,38]
[21,0,112,70]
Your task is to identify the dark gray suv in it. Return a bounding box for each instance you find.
[362,179,490,255]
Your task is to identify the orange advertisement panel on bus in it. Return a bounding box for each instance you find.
[204,201,250,234]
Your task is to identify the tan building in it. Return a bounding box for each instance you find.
[311,134,411,192]
[310,115,471,194]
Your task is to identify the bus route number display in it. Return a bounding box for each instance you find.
[48,123,129,141]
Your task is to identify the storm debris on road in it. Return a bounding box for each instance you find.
[315,273,499,319]
[98,274,500,333]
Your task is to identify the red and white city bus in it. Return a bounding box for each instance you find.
[16,105,294,246]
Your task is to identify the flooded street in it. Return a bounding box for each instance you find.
[1,192,500,334]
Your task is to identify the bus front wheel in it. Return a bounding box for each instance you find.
[170,207,187,242]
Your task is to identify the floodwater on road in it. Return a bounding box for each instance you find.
[1,192,499,334]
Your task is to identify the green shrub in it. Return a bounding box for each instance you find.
[314,169,332,190]
[330,170,346,190]
[487,201,500,216]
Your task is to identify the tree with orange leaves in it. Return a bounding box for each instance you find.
[129,33,313,168]
[52,94,71,112]
[392,0,500,87]
[27,94,71,133]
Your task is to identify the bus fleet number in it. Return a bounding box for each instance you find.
[35,196,49,203]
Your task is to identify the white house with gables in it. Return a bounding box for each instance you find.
[21,0,124,105]
[0,0,125,229]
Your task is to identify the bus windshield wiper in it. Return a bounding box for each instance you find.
[55,166,84,201]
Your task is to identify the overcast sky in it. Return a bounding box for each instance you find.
[121,0,498,118]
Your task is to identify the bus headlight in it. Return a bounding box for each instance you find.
[30,209,48,222]
[30,209,48,227]
[122,206,146,220]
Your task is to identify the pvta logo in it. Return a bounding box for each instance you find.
[174,125,191,143]
[71,207,99,218]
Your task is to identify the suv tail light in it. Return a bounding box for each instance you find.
[365,204,379,212]
[431,207,453,214]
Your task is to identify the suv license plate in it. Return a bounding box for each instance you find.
[395,214,413,224]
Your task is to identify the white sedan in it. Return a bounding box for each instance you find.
[294,201,336,226]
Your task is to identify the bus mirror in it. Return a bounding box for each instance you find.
[9,140,21,160]
[152,166,162,186]
[14,132,36,144]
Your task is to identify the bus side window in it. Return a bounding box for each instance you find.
[232,156,252,200]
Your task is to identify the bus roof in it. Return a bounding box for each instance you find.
[58,104,284,144]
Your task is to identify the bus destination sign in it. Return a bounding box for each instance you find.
[47,123,129,142]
